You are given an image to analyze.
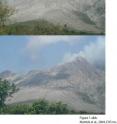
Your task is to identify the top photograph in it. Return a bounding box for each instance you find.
[0,0,105,35]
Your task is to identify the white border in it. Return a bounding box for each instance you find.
[1,0,117,123]
[106,0,117,119]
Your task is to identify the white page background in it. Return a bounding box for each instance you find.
[1,0,117,123]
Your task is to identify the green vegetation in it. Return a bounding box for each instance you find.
[0,79,77,114]
[0,1,15,34]
[1,19,102,35]
[0,79,104,115]
[0,99,104,115]
[0,78,18,108]
[0,99,77,114]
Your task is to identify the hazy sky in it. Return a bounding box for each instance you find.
[0,36,105,72]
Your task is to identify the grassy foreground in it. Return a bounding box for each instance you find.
[0,99,104,115]
[0,99,78,114]
[0,20,104,35]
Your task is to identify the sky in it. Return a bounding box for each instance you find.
[0,36,105,72]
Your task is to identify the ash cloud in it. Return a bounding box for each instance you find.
[62,37,105,69]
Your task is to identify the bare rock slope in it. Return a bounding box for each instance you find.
[0,57,105,113]
[7,0,105,33]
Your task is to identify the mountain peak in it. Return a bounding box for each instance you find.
[3,57,104,113]
[0,70,15,78]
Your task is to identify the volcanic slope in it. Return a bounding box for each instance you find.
[0,57,105,113]
[7,0,105,33]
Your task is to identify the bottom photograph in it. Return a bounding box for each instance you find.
[0,36,105,114]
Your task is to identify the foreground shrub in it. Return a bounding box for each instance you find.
[0,79,18,108]
[47,102,70,114]
[0,99,101,114]
[2,104,31,114]
[0,1,15,33]
[31,99,49,114]
[0,99,74,114]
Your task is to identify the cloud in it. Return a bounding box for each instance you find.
[62,37,105,69]
[27,36,84,48]
[79,37,105,69]
[61,53,79,64]
[25,36,105,69]
[25,36,85,60]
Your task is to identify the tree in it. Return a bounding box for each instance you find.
[32,99,49,114]
[0,1,14,27]
[48,102,69,114]
[0,78,18,107]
